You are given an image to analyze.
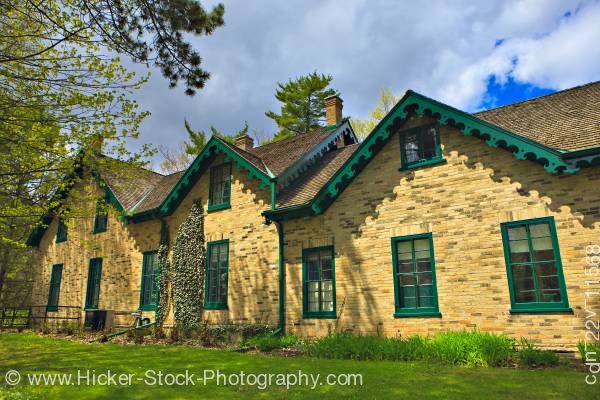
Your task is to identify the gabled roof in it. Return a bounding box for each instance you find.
[247,127,334,175]
[275,144,359,208]
[475,81,600,151]
[264,85,600,221]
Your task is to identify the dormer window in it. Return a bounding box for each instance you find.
[399,124,444,170]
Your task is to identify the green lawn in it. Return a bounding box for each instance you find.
[0,333,596,399]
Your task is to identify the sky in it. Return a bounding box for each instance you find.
[126,0,600,170]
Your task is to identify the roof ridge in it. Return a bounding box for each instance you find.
[250,127,327,152]
[475,80,600,115]
[99,153,165,177]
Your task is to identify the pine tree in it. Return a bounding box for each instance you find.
[265,72,337,140]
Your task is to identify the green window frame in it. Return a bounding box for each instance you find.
[85,258,102,310]
[204,240,229,309]
[56,218,67,243]
[47,264,63,312]
[501,217,571,313]
[391,233,441,317]
[399,123,445,170]
[93,203,108,233]
[208,163,232,212]
[139,251,159,310]
[302,246,336,319]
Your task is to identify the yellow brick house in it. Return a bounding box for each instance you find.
[28,82,600,349]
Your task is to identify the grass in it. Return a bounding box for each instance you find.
[0,332,596,399]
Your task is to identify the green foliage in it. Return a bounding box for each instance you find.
[184,120,250,155]
[518,338,560,368]
[155,221,171,329]
[577,340,600,361]
[305,331,516,367]
[265,72,336,139]
[246,334,299,352]
[351,88,403,140]
[171,200,205,330]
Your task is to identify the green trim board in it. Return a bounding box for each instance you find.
[391,233,441,317]
[500,216,571,313]
[46,264,63,312]
[139,251,159,311]
[302,245,336,319]
[85,258,102,310]
[156,137,273,219]
[204,239,229,309]
[265,90,589,221]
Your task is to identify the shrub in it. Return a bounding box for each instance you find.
[518,338,559,368]
[304,331,516,367]
[246,334,299,352]
[577,340,600,362]
[427,331,515,367]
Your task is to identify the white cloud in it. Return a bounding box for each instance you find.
[125,0,600,168]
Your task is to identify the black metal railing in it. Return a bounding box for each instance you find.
[0,305,81,329]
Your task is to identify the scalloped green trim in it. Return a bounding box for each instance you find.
[154,137,273,217]
[266,90,583,221]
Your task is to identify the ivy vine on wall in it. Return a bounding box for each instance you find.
[155,220,171,328]
[171,200,206,329]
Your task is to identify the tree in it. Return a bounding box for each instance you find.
[158,120,250,174]
[0,1,224,302]
[351,88,404,140]
[0,0,225,96]
[265,72,337,141]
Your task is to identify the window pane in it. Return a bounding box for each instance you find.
[414,239,429,252]
[321,251,332,280]
[403,133,420,163]
[397,260,412,274]
[509,240,531,263]
[415,254,431,272]
[396,241,412,255]
[512,265,535,303]
[508,226,527,241]
[307,254,319,281]
[417,273,433,285]
[529,223,550,238]
[421,127,438,159]
[532,237,554,261]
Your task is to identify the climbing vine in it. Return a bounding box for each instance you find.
[171,200,205,330]
[155,220,171,328]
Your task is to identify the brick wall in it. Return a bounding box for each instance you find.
[282,115,600,350]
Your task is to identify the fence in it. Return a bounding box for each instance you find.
[0,306,81,329]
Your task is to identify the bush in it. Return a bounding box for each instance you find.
[428,331,515,367]
[246,334,299,352]
[304,331,516,367]
[577,340,600,362]
[518,339,559,368]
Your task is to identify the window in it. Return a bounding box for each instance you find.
[56,218,67,243]
[139,251,159,310]
[391,233,441,317]
[302,246,336,318]
[47,264,63,312]
[501,217,570,313]
[399,124,444,170]
[85,258,102,310]
[93,203,108,233]
[204,240,229,309]
[208,163,232,211]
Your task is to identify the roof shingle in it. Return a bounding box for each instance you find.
[475,81,600,151]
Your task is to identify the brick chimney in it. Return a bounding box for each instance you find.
[325,94,343,127]
[234,134,254,150]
